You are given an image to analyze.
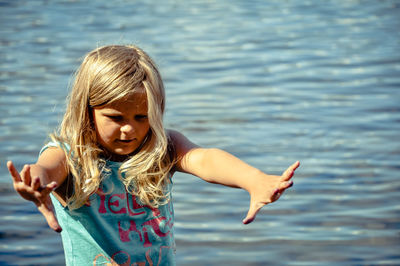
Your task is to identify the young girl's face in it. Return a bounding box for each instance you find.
[91,92,150,160]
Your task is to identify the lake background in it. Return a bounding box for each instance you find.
[0,0,399,265]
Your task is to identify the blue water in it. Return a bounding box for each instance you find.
[1,0,399,265]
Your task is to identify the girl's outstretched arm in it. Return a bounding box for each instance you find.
[7,147,68,232]
[169,130,300,224]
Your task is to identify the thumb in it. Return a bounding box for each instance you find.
[242,201,264,225]
[37,198,62,233]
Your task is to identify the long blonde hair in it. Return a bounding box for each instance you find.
[52,45,174,210]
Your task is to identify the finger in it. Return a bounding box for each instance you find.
[282,161,300,181]
[32,176,41,191]
[272,188,280,197]
[39,206,62,233]
[273,192,282,201]
[20,165,32,186]
[279,180,294,190]
[242,202,264,225]
[271,188,281,200]
[7,161,23,183]
[272,182,293,201]
[41,181,58,195]
[290,161,300,172]
[284,161,300,175]
[38,200,62,233]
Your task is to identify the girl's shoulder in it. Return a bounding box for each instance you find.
[38,143,67,166]
[167,129,198,151]
[166,129,199,167]
[38,142,69,172]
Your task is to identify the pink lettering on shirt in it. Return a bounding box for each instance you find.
[108,193,127,214]
[118,220,142,242]
[126,193,146,216]
[97,188,107,214]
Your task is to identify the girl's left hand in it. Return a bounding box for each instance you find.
[242,161,300,224]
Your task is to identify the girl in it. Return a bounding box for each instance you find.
[7,45,299,265]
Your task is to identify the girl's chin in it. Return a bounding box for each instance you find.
[101,148,137,162]
[114,148,137,156]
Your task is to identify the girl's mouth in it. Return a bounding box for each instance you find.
[117,139,135,143]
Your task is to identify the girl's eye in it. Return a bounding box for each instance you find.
[107,115,123,121]
[135,115,148,121]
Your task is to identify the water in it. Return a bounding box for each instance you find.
[1,0,399,265]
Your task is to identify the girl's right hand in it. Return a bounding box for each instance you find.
[7,161,62,233]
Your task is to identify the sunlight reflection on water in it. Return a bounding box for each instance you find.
[0,0,399,265]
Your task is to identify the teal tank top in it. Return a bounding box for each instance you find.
[41,143,176,265]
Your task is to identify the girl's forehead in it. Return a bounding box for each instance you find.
[104,92,148,110]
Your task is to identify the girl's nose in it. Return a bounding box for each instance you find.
[120,123,135,134]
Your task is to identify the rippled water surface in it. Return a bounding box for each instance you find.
[1,0,399,265]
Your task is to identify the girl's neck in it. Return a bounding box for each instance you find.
[102,152,130,162]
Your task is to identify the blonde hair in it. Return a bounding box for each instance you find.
[52,45,174,210]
